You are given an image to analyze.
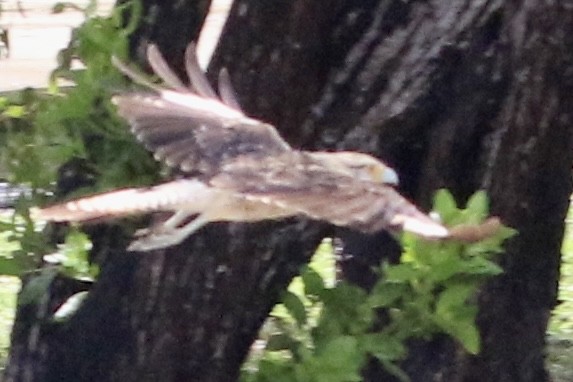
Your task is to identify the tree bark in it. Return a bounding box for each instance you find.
[121,0,212,74]
[5,1,573,382]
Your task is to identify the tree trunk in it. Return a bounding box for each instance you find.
[5,1,573,382]
[215,2,573,379]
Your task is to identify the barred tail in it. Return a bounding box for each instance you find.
[33,179,213,222]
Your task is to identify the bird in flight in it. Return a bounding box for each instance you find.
[34,43,449,252]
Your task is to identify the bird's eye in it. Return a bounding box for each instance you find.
[368,164,382,182]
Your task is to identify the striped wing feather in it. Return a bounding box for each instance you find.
[112,43,291,177]
[241,186,448,238]
[210,154,449,238]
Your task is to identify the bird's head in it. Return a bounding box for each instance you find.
[308,151,399,185]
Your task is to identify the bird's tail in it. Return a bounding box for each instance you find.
[32,179,213,222]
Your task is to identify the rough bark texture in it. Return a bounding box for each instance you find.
[5,1,573,382]
[215,2,573,380]
[120,0,212,75]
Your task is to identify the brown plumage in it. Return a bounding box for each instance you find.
[34,43,449,251]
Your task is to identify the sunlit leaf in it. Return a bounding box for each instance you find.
[433,189,458,221]
[2,105,26,118]
[464,190,489,223]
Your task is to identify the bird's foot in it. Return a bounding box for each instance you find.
[128,231,185,252]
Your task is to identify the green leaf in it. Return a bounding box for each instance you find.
[313,284,372,344]
[368,282,408,308]
[60,229,95,279]
[385,263,419,282]
[426,254,464,283]
[433,284,481,353]
[302,267,325,297]
[0,256,27,277]
[444,319,481,354]
[433,189,458,221]
[464,191,489,223]
[496,225,518,241]
[464,225,518,257]
[309,238,335,287]
[458,256,503,276]
[282,291,307,327]
[435,284,475,316]
[361,333,407,361]
[299,336,363,382]
[2,105,26,118]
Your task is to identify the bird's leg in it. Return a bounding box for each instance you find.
[161,210,195,230]
[128,213,210,252]
[133,211,194,238]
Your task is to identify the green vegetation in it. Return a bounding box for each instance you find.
[0,0,150,368]
[242,190,515,382]
[1,0,153,192]
[0,0,153,287]
[547,202,573,381]
[0,276,19,369]
[0,218,22,368]
[549,202,573,338]
[0,1,570,380]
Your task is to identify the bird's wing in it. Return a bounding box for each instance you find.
[210,154,449,238]
[112,43,291,177]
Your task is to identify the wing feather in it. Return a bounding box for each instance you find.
[218,68,243,110]
[242,185,447,238]
[112,94,291,174]
[184,42,218,99]
[112,43,292,177]
[210,154,448,238]
[147,44,189,91]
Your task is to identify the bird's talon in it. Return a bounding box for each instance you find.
[133,228,151,238]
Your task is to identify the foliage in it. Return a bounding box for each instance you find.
[1,0,154,191]
[0,0,154,300]
[0,276,19,370]
[549,202,573,338]
[546,202,573,382]
[242,190,516,382]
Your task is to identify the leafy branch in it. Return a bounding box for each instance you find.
[243,190,516,382]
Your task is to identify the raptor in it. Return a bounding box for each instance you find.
[34,43,449,251]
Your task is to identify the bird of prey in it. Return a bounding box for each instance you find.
[34,43,449,252]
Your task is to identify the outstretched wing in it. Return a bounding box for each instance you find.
[112,43,291,177]
[210,153,449,238]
